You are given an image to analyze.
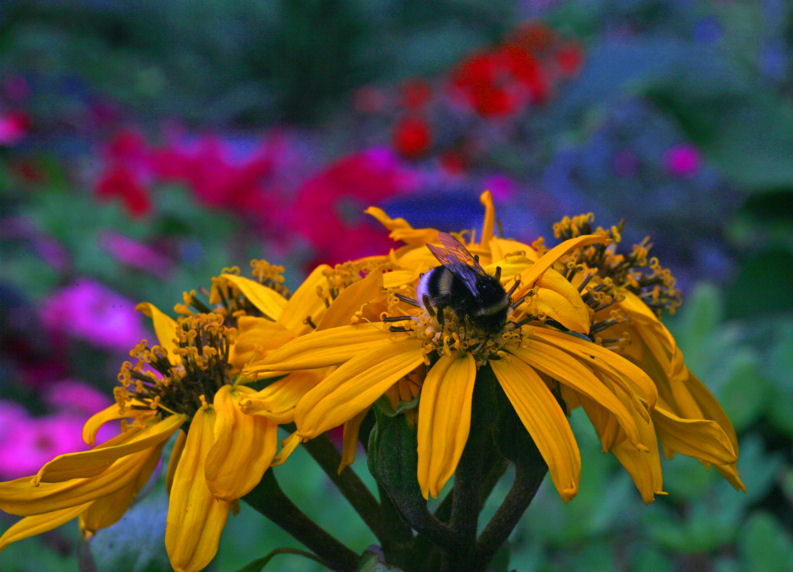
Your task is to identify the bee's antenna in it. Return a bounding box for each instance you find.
[494,266,502,281]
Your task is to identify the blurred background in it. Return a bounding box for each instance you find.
[1,0,793,570]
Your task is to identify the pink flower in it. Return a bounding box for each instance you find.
[39,279,148,351]
[97,230,172,278]
[664,143,702,177]
[0,411,89,480]
[0,111,29,145]
[42,379,113,418]
[291,148,419,265]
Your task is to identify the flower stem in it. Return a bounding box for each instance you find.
[474,456,547,568]
[244,469,359,572]
[301,432,412,548]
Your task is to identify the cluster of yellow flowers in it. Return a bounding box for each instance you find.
[0,192,743,571]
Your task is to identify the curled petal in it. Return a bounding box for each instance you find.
[652,405,737,466]
[316,270,383,330]
[82,402,154,447]
[241,370,325,423]
[206,385,278,501]
[38,414,185,483]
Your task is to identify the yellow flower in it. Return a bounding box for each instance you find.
[246,195,664,502]
[0,271,288,571]
[551,213,744,492]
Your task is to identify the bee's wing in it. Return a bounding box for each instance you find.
[427,232,479,267]
[426,232,485,296]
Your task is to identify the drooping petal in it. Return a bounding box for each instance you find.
[0,446,165,516]
[509,341,643,446]
[165,407,232,572]
[528,327,658,409]
[79,440,166,533]
[214,274,287,320]
[340,409,369,472]
[136,302,178,359]
[609,408,665,504]
[295,338,424,438]
[245,324,393,375]
[416,353,476,499]
[652,405,737,466]
[491,354,580,502]
[0,502,91,553]
[205,385,277,501]
[37,414,185,483]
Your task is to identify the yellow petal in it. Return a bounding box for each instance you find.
[609,410,664,504]
[0,502,91,553]
[488,237,538,263]
[273,432,302,466]
[365,207,438,246]
[241,370,325,423]
[316,270,383,330]
[166,430,187,495]
[514,234,609,299]
[652,405,737,465]
[509,340,643,446]
[81,403,154,447]
[0,446,164,516]
[295,338,424,438]
[535,268,591,334]
[79,439,166,533]
[136,302,178,360]
[245,324,392,374]
[279,264,333,334]
[416,353,476,499]
[216,274,287,320]
[491,355,581,502]
[230,316,295,371]
[478,190,495,248]
[529,327,658,409]
[340,409,369,472]
[205,385,278,501]
[37,414,185,483]
[166,407,232,572]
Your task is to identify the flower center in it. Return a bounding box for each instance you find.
[115,313,236,418]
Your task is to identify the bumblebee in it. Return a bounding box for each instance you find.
[417,232,510,334]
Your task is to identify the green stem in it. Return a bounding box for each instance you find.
[301,432,404,548]
[244,470,359,572]
[474,461,547,569]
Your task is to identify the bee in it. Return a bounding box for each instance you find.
[417,232,511,334]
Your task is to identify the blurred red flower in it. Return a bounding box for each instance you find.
[393,116,432,158]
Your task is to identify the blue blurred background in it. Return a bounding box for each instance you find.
[1,1,793,570]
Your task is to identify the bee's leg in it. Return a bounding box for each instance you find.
[510,288,533,310]
[394,293,422,307]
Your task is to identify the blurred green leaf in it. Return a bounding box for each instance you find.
[738,512,793,572]
[89,486,171,572]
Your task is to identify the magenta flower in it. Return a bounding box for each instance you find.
[0,410,88,480]
[39,280,148,351]
[664,143,702,177]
